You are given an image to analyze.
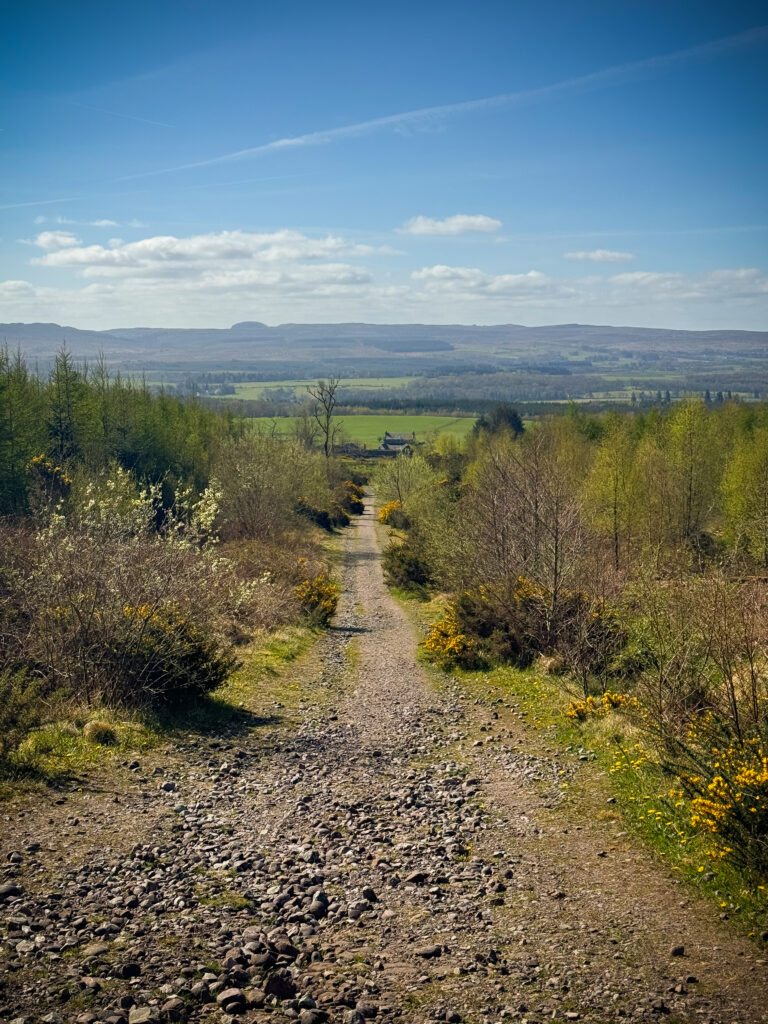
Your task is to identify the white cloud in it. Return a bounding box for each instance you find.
[32,230,82,251]
[400,214,502,236]
[29,228,388,279]
[564,249,635,263]
[0,280,36,298]
[411,263,768,307]
[6,224,767,329]
[31,216,143,229]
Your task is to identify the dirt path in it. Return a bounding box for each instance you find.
[2,497,767,1024]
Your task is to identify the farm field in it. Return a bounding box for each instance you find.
[249,413,476,446]
[234,376,416,399]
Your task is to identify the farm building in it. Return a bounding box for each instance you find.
[368,431,418,457]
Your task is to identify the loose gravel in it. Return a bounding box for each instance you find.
[2,499,767,1024]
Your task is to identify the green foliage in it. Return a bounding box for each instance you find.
[471,402,524,439]
[423,609,482,670]
[0,346,237,515]
[0,670,44,761]
[295,499,332,531]
[382,540,432,593]
[667,716,768,882]
[335,480,365,515]
[329,503,351,527]
[722,426,768,566]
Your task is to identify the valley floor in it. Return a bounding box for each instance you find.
[2,499,767,1024]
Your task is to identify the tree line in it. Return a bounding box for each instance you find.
[376,400,768,883]
[0,348,241,514]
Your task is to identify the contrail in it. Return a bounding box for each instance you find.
[61,99,174,129]
[120,24,768,180]
[0,196,78,211]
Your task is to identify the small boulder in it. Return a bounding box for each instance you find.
[264,970,297,999]
[160,997,186,1022]
[128,1009,159,1024]
[216,988,246,1014]
[415,944,442,959]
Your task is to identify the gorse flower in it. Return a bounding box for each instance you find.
[378,499,402,525]
[566,689,638,720]
[295,574,340,626]
[424,610,478,670]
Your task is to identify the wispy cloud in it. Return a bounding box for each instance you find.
[59,99,174,129]
[564,249,635,263]
[399,214,502,235]
[0,196,78,211]
[120,25,768,180]
[32,216,145,229]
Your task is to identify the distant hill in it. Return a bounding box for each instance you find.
[2,320,766,373]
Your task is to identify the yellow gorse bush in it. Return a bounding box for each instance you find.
[686,739,768,872]
[424,609,477,670]
[295,573,340,625]
[378,499,402,524]
[566,689,638,720]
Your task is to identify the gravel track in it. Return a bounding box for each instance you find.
[2,497,767,1024]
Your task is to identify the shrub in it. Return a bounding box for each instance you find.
[451,580,544,667]
[329,503,351,528]
[109,604,237,707]
[83,720,117,745]
[382,540,432,592]
[555,593,626,695]
[295,574,340,625]
[295,499,332,531]
[341,481,365,514]
[378,499,409,529]
[540,654,567,676]
[447,577,625,680]
[671,719,768,881]
[26,454,72,512]
[0,670,43,761]
[343,467,369,487]
[214,434,331,541]
[424,610,481,670]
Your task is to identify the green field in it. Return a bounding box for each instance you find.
[250,413,476,446]
[235,376,416,399]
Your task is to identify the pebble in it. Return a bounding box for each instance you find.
[0,506,764,1024]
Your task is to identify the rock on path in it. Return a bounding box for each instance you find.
[2,496,767,1024]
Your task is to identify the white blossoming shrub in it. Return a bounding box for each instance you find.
[1,466,238,708]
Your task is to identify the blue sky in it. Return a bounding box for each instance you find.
[2,0,767,329]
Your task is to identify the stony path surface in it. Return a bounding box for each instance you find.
[2,498,768,1024]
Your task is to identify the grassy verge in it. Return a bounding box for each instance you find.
[391,586,768,944]
[0,625,317,799]
[481,664,768,940]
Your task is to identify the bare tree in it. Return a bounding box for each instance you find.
[307,377,342,458]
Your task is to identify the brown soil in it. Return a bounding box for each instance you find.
[1,496,766,1024]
